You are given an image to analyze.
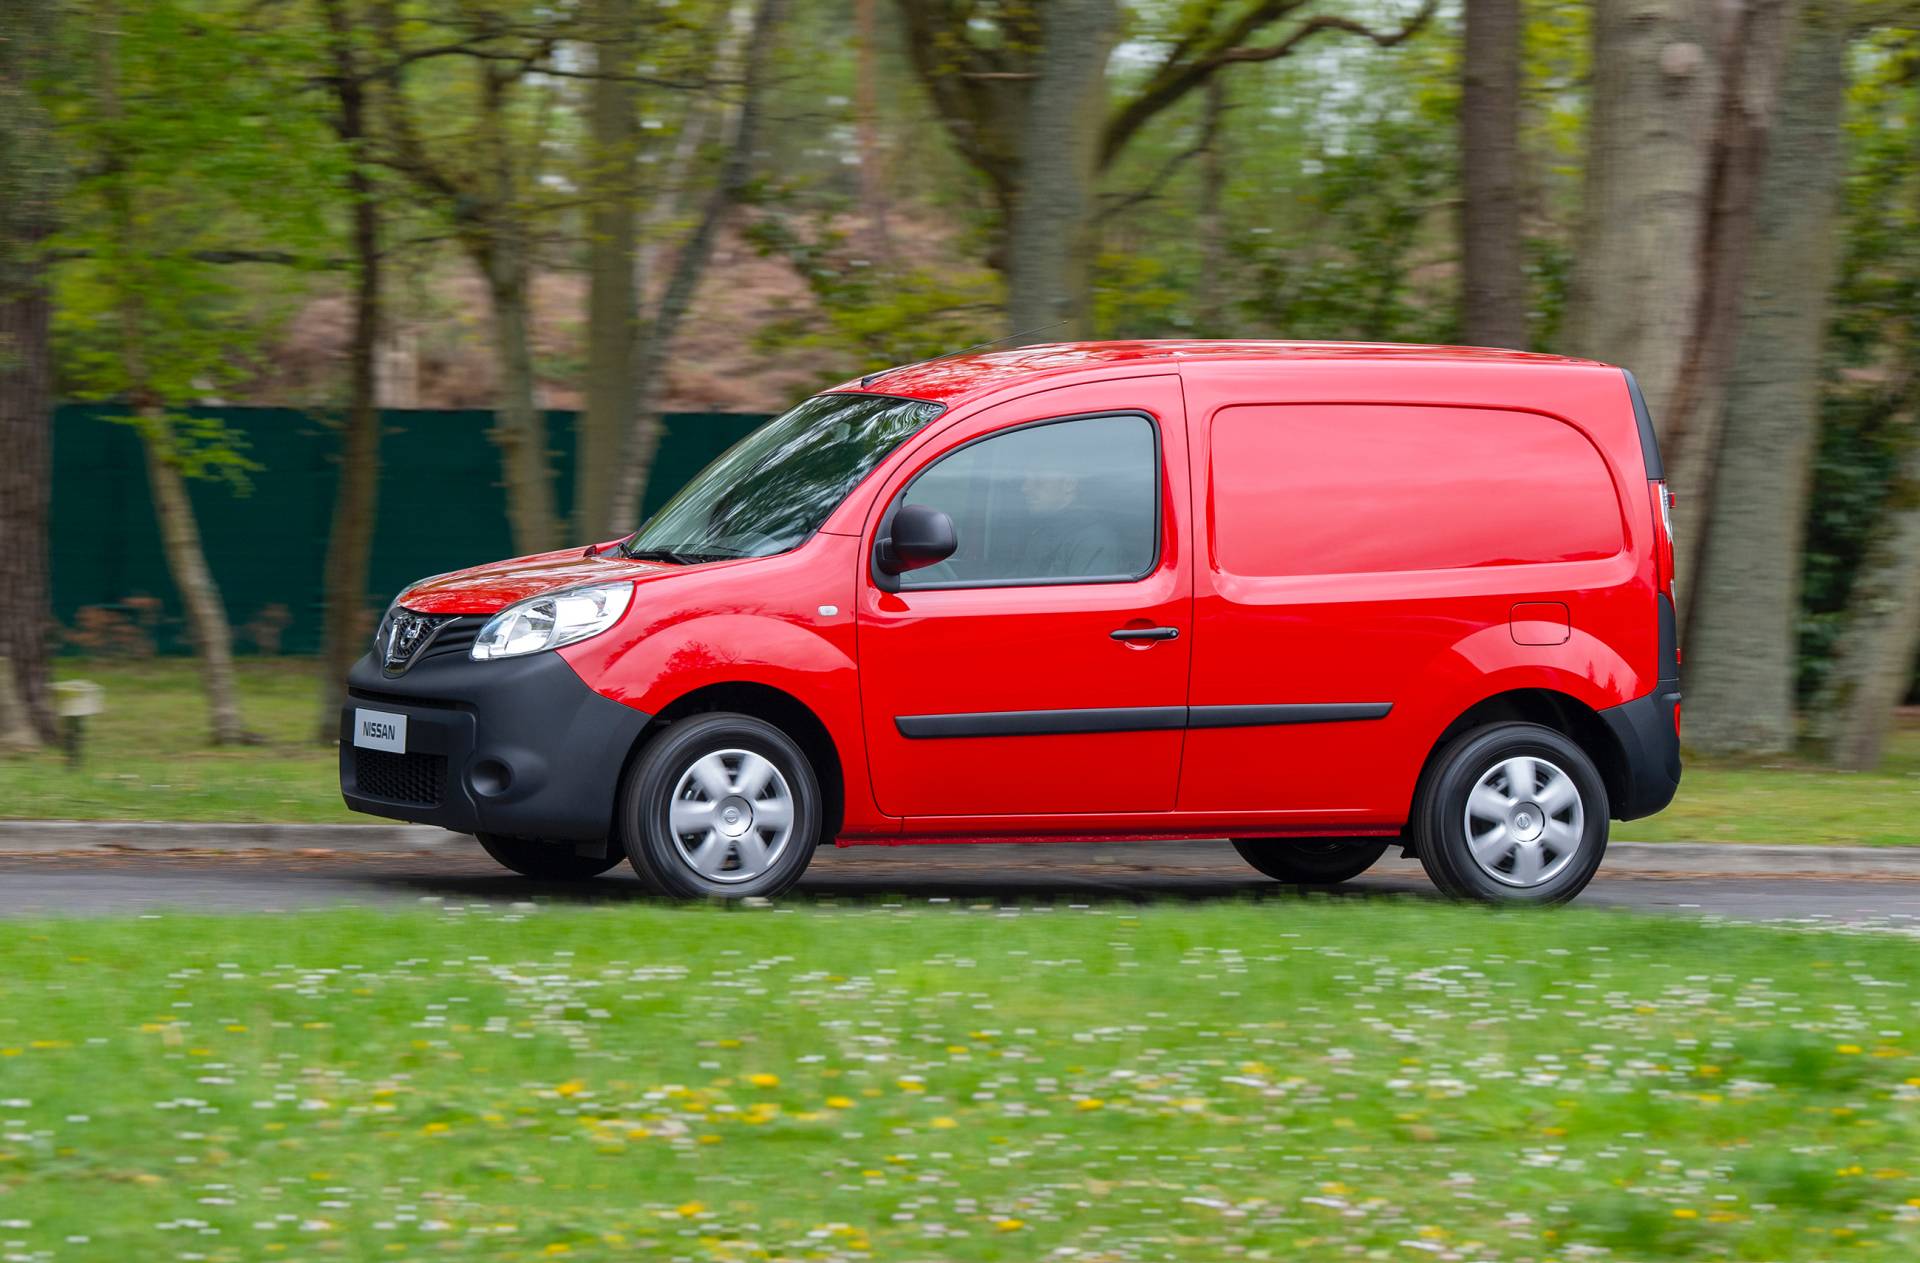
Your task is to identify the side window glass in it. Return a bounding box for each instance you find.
[897,413,1158,588]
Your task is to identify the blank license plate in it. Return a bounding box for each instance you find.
[353,708,407,753]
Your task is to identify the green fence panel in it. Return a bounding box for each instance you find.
[51,405,768,656]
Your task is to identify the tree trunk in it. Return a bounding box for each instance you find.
[474,57,557,557]
[574,0,638,543]
[608,0,785,533]
[1562,0,1719,414]
[854,0,893,265]
[1460,0,1526,349]
[316,0,382,740]
[1682,4,1848,756]
[1195,76,1228,327]
[1812,436,1920,770]
[1004,0,1119,341]
[0,656,34,753]
[96,0,248,745]
[0,0,57,745]
[1658,0,1797,606]
[483,236,559,556]
[141,414,251,744]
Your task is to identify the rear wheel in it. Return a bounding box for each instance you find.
[1413,722,1608,905]
[474,833,623,880]
[618,712,822,899]
[1231,837,1390,885]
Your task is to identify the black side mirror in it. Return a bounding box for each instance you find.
[877,503,957,575]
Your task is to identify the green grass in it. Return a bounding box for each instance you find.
[3,901,1920,1259]
[3,657,1916,843]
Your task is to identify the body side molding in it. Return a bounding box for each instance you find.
[895,702,1393,739]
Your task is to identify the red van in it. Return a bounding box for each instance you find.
[342,341,1681,905]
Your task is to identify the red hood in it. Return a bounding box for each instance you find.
[397,547,674,615]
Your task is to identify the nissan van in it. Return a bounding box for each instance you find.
[341,341,1682,904]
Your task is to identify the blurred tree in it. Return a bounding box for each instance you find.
[893,0,1438,339]
[1684,0,1851,755]
[1564,0,1795,600]
[0,0,60,745]
[1461,0,1526,348]
[1563,0,1719,417]
[314,0,391,740]
[372,0,579,556]
[606,0,787,534]
[1806,22,1920,766]
[574,0,641,544]
[51,0,335,744]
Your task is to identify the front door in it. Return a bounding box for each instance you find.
[856,376,1191,822]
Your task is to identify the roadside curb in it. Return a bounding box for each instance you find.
[0,822,1917,878]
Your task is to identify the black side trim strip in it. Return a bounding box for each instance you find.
[896,706,1186,739]
[894,703,1393,739]
[1188,702,1392,728]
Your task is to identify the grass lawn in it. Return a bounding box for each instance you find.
[1,657,1915,843]
[3,900,1920,1259]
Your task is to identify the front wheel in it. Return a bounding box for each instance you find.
[475,833,624,880]
[1413,722,1608,905]
[1231,837,1389,885]
[618,712,822,899]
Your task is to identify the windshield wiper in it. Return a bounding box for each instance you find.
[622,547,726,565]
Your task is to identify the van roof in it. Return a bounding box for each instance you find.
[833,339,1610,407]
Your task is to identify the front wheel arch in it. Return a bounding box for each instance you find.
[635,681,845,846]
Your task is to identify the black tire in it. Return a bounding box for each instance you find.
[474,832,624,880]
[1413,722,1608,905]
[1231,837,1390,885]
[617,712,822,899]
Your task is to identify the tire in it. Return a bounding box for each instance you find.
[475,832,624,880]
[1413,722,1608,905]
[617,712,821,899]
[1231,837,1390,885]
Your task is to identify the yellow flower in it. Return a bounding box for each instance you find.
[748,1073,780,1088]
[1077,1099,1105,1111]
[1672,1209,1698,1220]
[677,1202,704,1217]
[897,1079,925,1093]
[1837,1044,1863,1055]
[422,1122,450,1135]
[995,1218,1025,1231]
[826,1096,855,1110]
[543,1245,572,1256]
[931,1117,958,1129]
[555,1080,585,1097]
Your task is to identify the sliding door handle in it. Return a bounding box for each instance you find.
[1110,626,1180,643]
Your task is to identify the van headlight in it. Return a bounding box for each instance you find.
[471,583,633,660]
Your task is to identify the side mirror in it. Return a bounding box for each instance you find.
[877,503,957,575]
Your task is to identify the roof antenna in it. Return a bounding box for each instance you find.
[861,319,1070,388]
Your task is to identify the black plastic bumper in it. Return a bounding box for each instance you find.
[339,651,650,841]
[1599,686,1683,821]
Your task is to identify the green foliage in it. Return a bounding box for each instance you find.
[744,213,1002,382]
[1798,31,1920,701]
[46,0,340,482]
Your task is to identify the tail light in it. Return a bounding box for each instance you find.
[1651,480,1676,595]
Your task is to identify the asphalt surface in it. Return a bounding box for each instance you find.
[2,840,1919,929]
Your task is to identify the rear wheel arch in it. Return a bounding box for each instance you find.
[1415,688,1629,822]
[639,681,846,844]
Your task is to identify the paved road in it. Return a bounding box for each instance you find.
[3,840,1919,929]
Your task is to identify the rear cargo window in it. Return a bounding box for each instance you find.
[1210,404,1622,578]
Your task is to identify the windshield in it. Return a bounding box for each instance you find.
[624,392,944,562]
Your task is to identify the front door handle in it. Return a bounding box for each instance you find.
[1110,626,1180,643]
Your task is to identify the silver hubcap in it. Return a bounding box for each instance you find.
[668,749,795,884]
[1463,756,1584,888]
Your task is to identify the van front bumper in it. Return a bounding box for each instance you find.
[339,651,650,841]
[1598,686,1683,821]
